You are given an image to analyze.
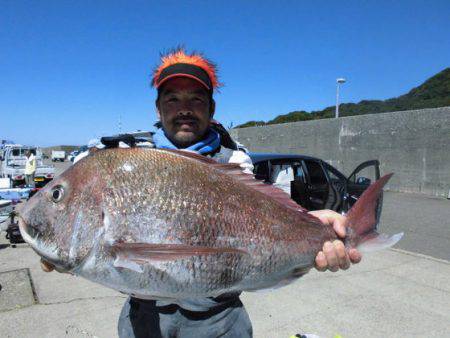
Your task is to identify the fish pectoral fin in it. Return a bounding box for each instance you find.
[111,243,247,263]
[113,256,144,273]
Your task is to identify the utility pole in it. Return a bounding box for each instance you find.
[335,78,346,118]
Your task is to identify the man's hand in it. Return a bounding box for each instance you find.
[308,209,362,272]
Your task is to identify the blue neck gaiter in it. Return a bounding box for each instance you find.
[153,128,221,155]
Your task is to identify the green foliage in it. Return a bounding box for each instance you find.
[235,120,266,128]
[234,68,450,128]
[267,111,313,125]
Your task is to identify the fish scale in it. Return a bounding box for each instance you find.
[18,147,401,299]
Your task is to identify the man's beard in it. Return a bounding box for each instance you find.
[170,117,202,147]
[171,130,203,148]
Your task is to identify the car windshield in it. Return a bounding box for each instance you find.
[11,148,36,156]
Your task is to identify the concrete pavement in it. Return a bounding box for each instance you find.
[381,191,450,261]
[1,190,449,337]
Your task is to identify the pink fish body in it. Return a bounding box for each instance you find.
[19,148,402,299]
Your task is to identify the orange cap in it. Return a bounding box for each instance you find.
[152,48,221,91]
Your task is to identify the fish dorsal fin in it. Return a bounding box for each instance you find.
[160,149,308,213]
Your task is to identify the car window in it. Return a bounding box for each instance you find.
[324,165,342,183]
[304,160,327,185]
[270,164,293,183]
[270,164,294,194]
[327,170,339,181]
[12,148,37,156]
[293,165,306,183]
[352,166,377,185]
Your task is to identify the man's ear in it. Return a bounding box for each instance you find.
[155,100,161,120]
[209,99,216,118]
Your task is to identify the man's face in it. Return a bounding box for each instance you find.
[156,77,214,148]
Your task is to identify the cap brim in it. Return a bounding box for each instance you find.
[156,73,211,91]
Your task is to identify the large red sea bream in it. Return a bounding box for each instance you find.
[18,148,402,299]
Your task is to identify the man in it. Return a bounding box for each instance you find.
[24,150,36,188]
[41,49,361,337]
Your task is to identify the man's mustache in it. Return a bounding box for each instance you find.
[173,116,199,124]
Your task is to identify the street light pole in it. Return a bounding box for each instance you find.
[335,78,346,118]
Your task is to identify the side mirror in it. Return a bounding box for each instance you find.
[356,177,371,185]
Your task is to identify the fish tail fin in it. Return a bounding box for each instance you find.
[345,173,403,253]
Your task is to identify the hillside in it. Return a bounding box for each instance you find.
[236,67,450,128]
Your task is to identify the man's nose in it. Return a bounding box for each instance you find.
[177,101,194,116]
[177,110,193,116]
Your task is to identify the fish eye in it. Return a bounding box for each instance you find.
[51,185,65,203]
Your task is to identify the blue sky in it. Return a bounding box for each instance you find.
[1,0,449,146]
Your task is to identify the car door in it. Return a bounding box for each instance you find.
[346,160,383,225]
[322,163,347,212]
[346,160,380,201]
[302,160,330,210]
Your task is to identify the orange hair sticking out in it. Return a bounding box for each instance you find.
[152,48,221,90]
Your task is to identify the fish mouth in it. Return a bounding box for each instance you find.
[18,217,63,267]
[18,216,38,246]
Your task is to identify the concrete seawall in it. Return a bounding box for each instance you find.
[230,107,450,197]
